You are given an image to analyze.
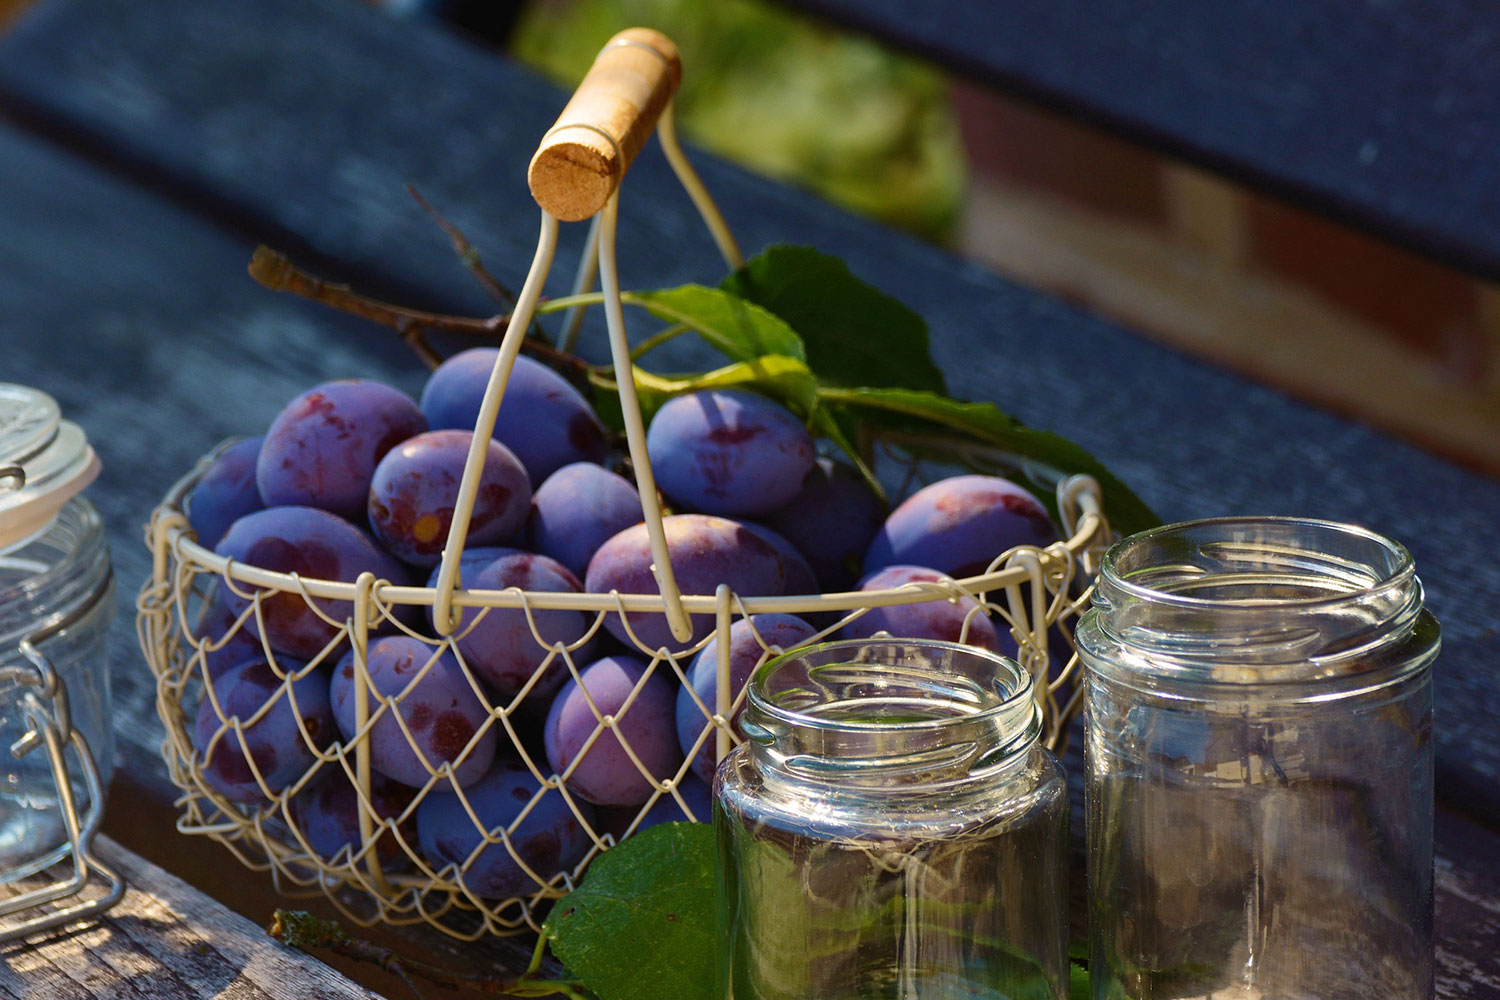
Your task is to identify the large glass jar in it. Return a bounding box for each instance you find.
[0,384,115,884]
[1077,517,1438,1000]
[715,639,1069,1000]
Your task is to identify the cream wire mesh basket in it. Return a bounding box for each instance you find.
[135,28,1112,939]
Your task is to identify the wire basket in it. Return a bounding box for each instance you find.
[135,28,1112,939]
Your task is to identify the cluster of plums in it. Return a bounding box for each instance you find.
[184,347,1059,899]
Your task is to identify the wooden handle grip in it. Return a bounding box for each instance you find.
[528,28,682,222]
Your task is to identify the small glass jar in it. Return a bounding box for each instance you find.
[714,639,1069,1000]
[1077,517,1438,1000]
[0,384,116,885]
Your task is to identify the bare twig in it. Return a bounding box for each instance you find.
[249,246,503,339]
[407,185,516,307]
[267,910,589,997]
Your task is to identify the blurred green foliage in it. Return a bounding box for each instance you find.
[511,0,967,240]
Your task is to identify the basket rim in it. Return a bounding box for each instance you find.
[155,442,1107,618]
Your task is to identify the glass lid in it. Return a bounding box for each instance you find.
[0,384,99,553]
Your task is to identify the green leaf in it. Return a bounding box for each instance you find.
[1069,960,1091,1000]
[626,285,806,363]
[544,823,718,1000]
[821,385,1160,538]
[723,245,946,393]
[609,354,821,425]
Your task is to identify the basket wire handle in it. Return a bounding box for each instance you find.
[432,212,560,635]
[435,28,710,643]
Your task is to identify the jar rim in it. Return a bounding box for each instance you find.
[1099,515,1415,613]
[747,638,1035,735]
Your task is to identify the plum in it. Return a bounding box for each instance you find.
[527,462,642,579]
[761,457,885,591]
[442,551,591,700]
[289,770,417,867]
[584,514,789,651]
[193,658,333,804]
[675,614,818,785]
[420,350,607,484]
[215,506,409,659]
[417,761,594,898]
[838,565,1000,651]
[329,636,496,789]
[863,474,1056,579]
[646,389,814,517]
[257,379,426,519]
[544,655,682,807]
[187,436,264,548]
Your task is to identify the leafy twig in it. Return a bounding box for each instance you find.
[407,185,516,307]
[267,909,589,997]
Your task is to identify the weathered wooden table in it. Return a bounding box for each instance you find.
[0,839,382,999]
[0,0,1496,996]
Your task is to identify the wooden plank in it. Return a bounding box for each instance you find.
[1436,809,1500,999]
[782,0,1500,283]
[0,838,383,999]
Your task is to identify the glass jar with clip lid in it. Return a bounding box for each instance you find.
[0,383,123,938]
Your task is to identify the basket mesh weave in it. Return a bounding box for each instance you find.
[137,464,1107,937]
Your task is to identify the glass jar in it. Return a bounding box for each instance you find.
[1077,517,1438,1000]
[0,384,116,886]
[715,639,1069,1000]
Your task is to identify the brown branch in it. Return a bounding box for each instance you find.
[267,909,567,995]
[248,246,598,387]
[249,246,503,339]
[407,185,517,307]
[402,328,446,371]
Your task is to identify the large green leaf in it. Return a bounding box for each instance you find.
[723,245,946,393]
[626,285,806,363]
[821,386,1160,537]
[544,823,718,1000]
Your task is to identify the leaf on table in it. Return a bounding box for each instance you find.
[722,244,946,394]
[544,823,718,1000]
[825,386,1160,538]
[627,285,806,363]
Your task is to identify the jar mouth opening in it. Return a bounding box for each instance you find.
[1100,516,1415,613]
[747,638,1034,735]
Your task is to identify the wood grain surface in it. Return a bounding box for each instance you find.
[1,0,1498,827]
[785,0,1500,283]
[0,838,383,1000]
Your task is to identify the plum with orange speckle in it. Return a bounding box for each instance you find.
[367,429,530,567]
[330,636,495,789]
